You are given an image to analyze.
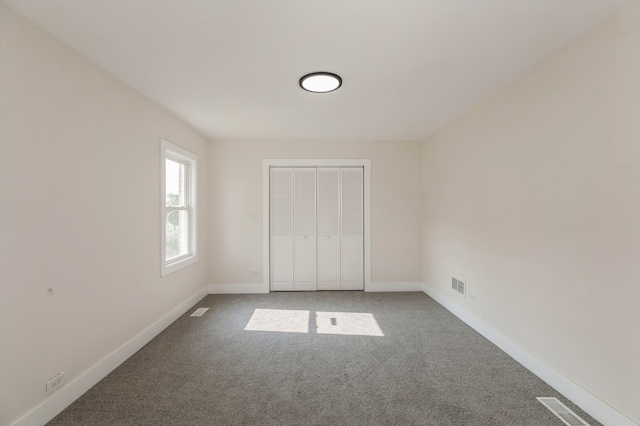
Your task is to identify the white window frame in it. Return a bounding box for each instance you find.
[161,139,197,276]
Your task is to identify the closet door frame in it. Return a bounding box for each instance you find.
[263,159,371,293]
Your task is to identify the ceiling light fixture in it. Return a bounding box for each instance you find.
[299,72,342,93]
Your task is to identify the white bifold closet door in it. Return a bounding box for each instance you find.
[270,168,294,291]
[293,168,317,291]
[270,166,363,291]
[339,168,364,290]
[317,168,341,290]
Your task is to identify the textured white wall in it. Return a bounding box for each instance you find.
[0,6,209,425]
[207,140,423,288]
[422,3,640,423]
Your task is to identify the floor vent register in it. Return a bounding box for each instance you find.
[537,397,590,426]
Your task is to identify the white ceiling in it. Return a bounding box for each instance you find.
[3,0,633,141]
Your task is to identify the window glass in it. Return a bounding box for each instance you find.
[166,210,188,260]
[165,159,186,207]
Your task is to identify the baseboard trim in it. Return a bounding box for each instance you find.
[12,287,209,426]
[366,282,423,292]
[421,284,636,426]
[208,283,269,294]
[207,282,423,294]
[209,281,422,294]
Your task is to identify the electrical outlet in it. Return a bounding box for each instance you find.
[469,293,477,302]
[46,372,64,395]
[250,269,259,276]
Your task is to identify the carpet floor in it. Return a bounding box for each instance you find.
[47,292,599,425]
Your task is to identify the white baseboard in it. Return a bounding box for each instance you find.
[207,282,423,294]
[366,282,423,292]
[208,283,269,294]
[12,287,209,426]
[422,284,637,426]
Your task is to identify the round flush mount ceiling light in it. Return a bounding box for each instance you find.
[299,72,342,93]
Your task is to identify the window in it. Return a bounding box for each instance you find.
[161,139,197,276]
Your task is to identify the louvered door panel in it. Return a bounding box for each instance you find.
[294,168,317,291]
[341,168,363,238]
[317,168,340,290]
[341,168,363,290]
[270,168,294,291]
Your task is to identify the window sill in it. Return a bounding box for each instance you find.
[161,254,198,277]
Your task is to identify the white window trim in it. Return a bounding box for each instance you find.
[161,139,198,276]
[262,159,371,293]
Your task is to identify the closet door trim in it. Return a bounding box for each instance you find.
[263,159,370,293]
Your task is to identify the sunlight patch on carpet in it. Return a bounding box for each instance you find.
[316,311,384,336]
[244,309,384,336]
[244,309,310,333]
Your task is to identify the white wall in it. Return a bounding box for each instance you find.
[0,5,209,425]
[422,3,640,424]
[208,140,423,289]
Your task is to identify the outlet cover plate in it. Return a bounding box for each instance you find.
[46,372,64,395]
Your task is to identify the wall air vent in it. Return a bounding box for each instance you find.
[190,307,209,317]
[537,397,590,426]
[451,277,465,297]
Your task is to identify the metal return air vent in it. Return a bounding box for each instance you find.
[537,397,590,426]
[451,277,465,297]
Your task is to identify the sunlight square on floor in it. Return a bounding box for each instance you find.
[244,309,310,333]
[244,309,384,336]
[316,311,384,336]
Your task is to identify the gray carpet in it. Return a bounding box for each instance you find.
[47,292,599,425]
